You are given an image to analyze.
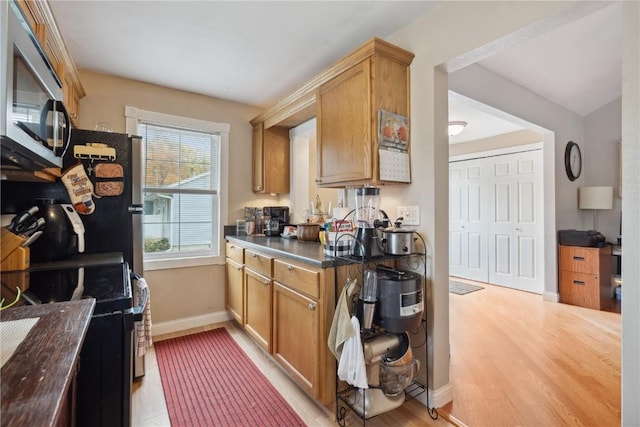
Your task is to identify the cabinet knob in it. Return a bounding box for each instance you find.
[287,265,294,271]
[236,266,242,271]
[263,279,270,286]
[252,253,258,258]
[308,303,316,311]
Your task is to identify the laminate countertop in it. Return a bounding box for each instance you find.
[1,299,95,427]
[226,235,335,267]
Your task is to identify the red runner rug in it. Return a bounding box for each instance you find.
[155,328,306,427]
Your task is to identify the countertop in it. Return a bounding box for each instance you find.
[1,299,95,427]
[226,235,413,268]
[226,235,335,267]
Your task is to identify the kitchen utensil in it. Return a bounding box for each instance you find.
[8,206,39,234]
[296,223,320,241]
[264,218,280,237]
[21,230,43,247]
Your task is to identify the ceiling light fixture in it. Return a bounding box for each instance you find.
[448,121,467,136]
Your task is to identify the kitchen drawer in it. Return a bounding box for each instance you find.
[245,249,273,277]
[559,270,600,310]
[274,259,320,300]
[558,245,600,274]
[226,242,244,264]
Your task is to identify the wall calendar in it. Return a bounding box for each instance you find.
[378,110,411,183]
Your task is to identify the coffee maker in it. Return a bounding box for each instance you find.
[351,267,424,419]
[263,206,289,236]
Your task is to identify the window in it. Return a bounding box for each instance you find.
[125,106,229,270]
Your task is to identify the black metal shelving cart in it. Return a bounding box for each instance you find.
[329,236,439,426]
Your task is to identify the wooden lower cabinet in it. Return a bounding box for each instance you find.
[225,259,244,324]
[273,281,319,398]
[244,267,273,352]
[225,240,337,407]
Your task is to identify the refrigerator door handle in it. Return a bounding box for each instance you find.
[128,204,143,214]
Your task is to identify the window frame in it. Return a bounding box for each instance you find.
[125,105,229,270]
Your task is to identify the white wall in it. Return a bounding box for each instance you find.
[583,98,622,241]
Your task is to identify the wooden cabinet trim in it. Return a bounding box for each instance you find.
[250,37,413,129]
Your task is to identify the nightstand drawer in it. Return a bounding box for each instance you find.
[559,245,600,274]
[559,270,600,309]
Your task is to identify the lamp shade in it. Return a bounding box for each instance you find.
[578,186,613,210]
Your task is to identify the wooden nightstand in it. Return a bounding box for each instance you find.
[558,245,612,310]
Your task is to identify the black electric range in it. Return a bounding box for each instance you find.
[0,252,136,427]
[2,252,132,314]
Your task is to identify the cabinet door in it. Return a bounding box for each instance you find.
[244,268,272,352]
[252,123,264,193]
[317,59,372,185]
[273,281,319,398]
[225,259,244,324]
[252,124,290,194]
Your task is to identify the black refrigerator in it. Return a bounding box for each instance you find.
[1,128,144,427]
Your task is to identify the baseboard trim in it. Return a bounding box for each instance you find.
[152,310,231,337]
[414,382,453,410]
[543,291,560,303]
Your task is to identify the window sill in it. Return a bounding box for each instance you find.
[144,255,224,271]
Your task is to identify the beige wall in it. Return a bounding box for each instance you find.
[77,70,266,324]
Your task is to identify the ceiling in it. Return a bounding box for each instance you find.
[49,1,623,143]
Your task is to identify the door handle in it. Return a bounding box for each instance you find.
[287,265,295,271]
[573,280,585,286]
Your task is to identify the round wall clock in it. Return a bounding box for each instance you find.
[564,141,582,181]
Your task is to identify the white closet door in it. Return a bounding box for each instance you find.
[488,150,544,293]
[449,159,488,282]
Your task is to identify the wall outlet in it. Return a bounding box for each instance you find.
[397,205,420,226]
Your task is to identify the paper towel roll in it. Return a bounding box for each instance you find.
[333,207,351,220]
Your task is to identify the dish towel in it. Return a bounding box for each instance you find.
[134,277,153,357]
[328,277,359,361]
[337,316,368,389]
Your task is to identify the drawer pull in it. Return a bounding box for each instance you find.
[573,280,585,286]
[236,266,242,271]
[287,265,295,271]
[573,256,585,261]
[252,253,258,258]
[308,303,316,311]
[230,245,235,249]
[263,279,270,286]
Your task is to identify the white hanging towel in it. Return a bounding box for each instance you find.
[337,316,369,389]
[134,277,153,357]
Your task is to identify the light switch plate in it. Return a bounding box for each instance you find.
[397,205,420,226]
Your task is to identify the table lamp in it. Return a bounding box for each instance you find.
[578,186,613,231]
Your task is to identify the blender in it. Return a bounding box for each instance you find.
[351,187,385,258]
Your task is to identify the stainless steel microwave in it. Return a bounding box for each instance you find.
[1,0,71,172]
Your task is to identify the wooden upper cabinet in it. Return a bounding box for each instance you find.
[317,59,372,184]
[252,123,290,194]
[317,51,412,187]
[249,38,413,189]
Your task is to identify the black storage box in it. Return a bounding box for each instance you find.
[558,229,607,247]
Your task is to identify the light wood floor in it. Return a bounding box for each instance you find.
[132,280,620,427]
[441,278,621,427]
